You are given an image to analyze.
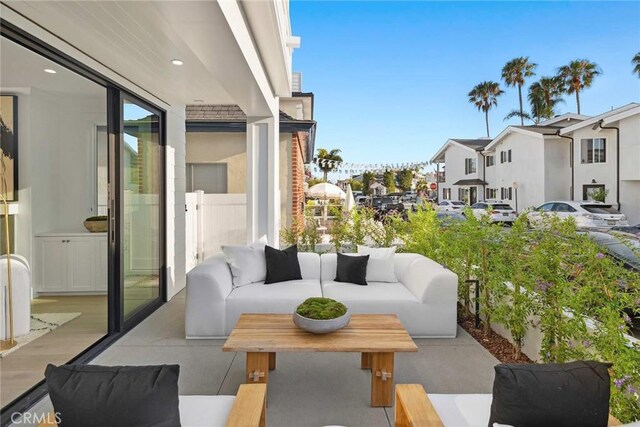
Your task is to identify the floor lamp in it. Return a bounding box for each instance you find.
[0,155,15,351]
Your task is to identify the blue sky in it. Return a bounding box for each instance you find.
[290,1,640,174]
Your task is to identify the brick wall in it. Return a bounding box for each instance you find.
[291,132,306,230]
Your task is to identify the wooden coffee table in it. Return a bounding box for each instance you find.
[222,313,418,407]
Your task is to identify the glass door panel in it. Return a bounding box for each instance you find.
[122,99,161,318]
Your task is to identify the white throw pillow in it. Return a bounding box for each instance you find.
[222,236,268,288]
[357,245,397,282]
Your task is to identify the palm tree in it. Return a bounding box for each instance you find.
[633,52,640,78]
[527,76,566,123]
[501,57,537,125]
[557,59,601,114]
[316,148,343,181]
[468,81,504,137]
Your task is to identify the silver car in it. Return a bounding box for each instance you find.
[527,201,629,229]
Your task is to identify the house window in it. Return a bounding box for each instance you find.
[486,188,497,199]
[464,158,477,174]
[442,188,451,200]
[500,187,513,200]
[485,156,494,167]
[187,163,228,193]
[581,138,606,164]
[500,151,506,163]
[508,149,512,162]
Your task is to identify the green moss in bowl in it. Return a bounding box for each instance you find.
[295,297,347,320]
[85,216,108,221]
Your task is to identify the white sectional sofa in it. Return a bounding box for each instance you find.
[185,252,458,338]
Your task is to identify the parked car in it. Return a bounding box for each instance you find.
[436,200,465,212]
[469,201,517,223]
[436,211,467,225]
[527,201,629,229]
[355,195,370,206]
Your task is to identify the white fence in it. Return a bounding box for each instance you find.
[185,191,247,272]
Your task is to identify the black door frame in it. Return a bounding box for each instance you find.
[0,19,167,424]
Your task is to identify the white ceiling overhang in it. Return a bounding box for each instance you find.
[2,1,283,116]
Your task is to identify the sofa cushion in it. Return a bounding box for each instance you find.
[265,245,302,284]
[222,236,268,287]
[322,280,418,302]
[179,395,235,427]
[45,364,181,427]
[335,253,369,286]
[489,360,612,427]
[357,245,398,283]
[228,279,322,302]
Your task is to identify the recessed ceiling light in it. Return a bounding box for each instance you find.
[44,68,57,74]
[171,59,183,66]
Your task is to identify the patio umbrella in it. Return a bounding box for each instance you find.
[307,182,346,200]
[345,184,356,212]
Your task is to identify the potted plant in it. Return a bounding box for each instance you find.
[83,215,108,232]
[293,297,350,334]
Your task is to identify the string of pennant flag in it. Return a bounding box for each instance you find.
[311,157,431,175]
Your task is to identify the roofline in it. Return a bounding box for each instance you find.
[559,103,640,135]
[430,139,485,163]
[539,113,590,126]
[483,126,548,151]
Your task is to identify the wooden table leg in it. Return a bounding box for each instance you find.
[246,352,269,384]
[269,352,276,371]
[371,352,394,407]
[361,352,372,370]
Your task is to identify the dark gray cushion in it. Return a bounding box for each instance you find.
[45,364,181,427]
[488,360,612,427]
[264,245,302,284]
[335,253,369,286]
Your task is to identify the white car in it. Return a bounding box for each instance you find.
[527,201,629,229]
[437,200,465,212]
[470,201,517,223]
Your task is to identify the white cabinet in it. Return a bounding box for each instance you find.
[34,232,107,294]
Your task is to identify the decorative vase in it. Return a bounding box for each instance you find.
[292,310,350,334]
[83,220,108,233]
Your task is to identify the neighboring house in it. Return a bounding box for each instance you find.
[482,121,575,212]
[559,103,640,224]
[430,139,491,205]
[185,95,316,229]
[369,181,387,196]
[431,105,640,223]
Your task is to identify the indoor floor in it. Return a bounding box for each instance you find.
[0,295,107,407]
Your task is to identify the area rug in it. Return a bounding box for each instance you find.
[1,312,81,358]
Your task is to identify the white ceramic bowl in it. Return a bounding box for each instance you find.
[292,310,350,334]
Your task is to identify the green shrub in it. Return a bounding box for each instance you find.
[296,297,347,320]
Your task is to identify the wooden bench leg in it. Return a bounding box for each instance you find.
[361,352,372,370]
[246,352,269,384]
[269,352,276,371]
[371,352,394,407]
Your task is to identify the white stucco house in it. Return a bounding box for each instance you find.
[559,103,640,224]
[430,138,491,205]
[481,118,579,212]
[431,105,639,223]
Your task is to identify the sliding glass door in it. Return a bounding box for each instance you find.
[122,98,163,319]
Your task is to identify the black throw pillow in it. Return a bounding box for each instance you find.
[335,253,369,286]
[488,360,612,427]
[45,364,181,427]
[264,245,302,284]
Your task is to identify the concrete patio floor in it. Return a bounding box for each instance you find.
[24,290,499,427]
